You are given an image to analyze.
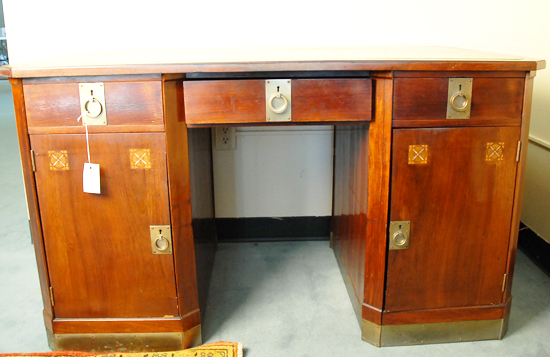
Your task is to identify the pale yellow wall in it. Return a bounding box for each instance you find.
[2,0,549,237]
[523,142,550,243]
[0,0,4,28]
[523,63,550,242]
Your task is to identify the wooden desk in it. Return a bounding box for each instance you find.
[1,47,545,350]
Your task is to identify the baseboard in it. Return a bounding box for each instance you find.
[518,222,550,277]
[216,216,330,242]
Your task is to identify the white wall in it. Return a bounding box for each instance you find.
[213,127,333,218]
[3,0,550,235]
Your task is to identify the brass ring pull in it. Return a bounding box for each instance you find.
[82,97,103,118]
[392,231,408,247]
[155,236,170,251]
[268,93,288,114]
[450,92,469,112]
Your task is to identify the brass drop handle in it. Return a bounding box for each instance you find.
[392,231,408,247]
[389,220,410,250]
[82,97,103,118]
[150,225,172,254]
[450,92,469,112]
[154,235,170,251]
[268,92,289,114]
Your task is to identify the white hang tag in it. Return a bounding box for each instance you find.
[83,163,101,194]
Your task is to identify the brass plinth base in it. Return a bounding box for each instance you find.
[362,318,508,347]
[46,325,202,352]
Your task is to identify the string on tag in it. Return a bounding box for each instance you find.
[77,114,91,163]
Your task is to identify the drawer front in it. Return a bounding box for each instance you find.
[183,78,372,125]
[393,77,524,123]
[24,81,164,130]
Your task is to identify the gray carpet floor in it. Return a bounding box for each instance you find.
[1,79,549,356]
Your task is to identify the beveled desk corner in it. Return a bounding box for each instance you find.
[2,47,544,350]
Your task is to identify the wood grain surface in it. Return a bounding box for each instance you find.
[24,81,164,128]
[9,79,54,319]
[1,47,544,78]
[504,73,535,300]
[333,75,394,326]
[184,79,371,125]
[53,316,189,334]
[30,133,178,318]
[292,79,372,122]
[23,74,162,84]
[381,304,505,325]
[27,124,165,135]
[332,125,369,308]
[183,80,263,125]
[393,119,521,128]
[363,75,394,314]
[385,126,520,312]
[362,304,383,325]
[394,71,527,78]
[162,79,201,319]
[393,77,524,122]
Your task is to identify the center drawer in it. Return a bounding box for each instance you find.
[183,78,372,125]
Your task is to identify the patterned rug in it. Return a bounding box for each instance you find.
[0,342,242,357]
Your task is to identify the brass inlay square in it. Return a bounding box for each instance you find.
[48,151,69,170]
[130,149,151,169]
[408,145,428,164]
[486,142,504,161]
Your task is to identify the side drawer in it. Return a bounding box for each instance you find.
[393,76,524,124]
[24,81,164,131]
[183,78,372,125]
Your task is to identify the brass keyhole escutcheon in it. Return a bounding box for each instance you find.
[265,79,291,122]
[150,225,172,254]
[79,83,107,125]
[447,78,472,119]
[389,220,410,250]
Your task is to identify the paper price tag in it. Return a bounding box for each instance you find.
[83,163,101,194]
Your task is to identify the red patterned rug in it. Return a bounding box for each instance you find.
[0,342,242,357]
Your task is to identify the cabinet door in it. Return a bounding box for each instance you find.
[385,127,520,312]
[30,133,179,318]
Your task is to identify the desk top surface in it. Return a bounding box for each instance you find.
[1,46,545,78]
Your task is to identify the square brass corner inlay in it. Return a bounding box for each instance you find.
[130,149,151,169]
[486,142,504,161]
[408,145,428,164]
[48,151,69,170]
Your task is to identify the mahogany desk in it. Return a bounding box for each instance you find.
[0,47,545,350]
